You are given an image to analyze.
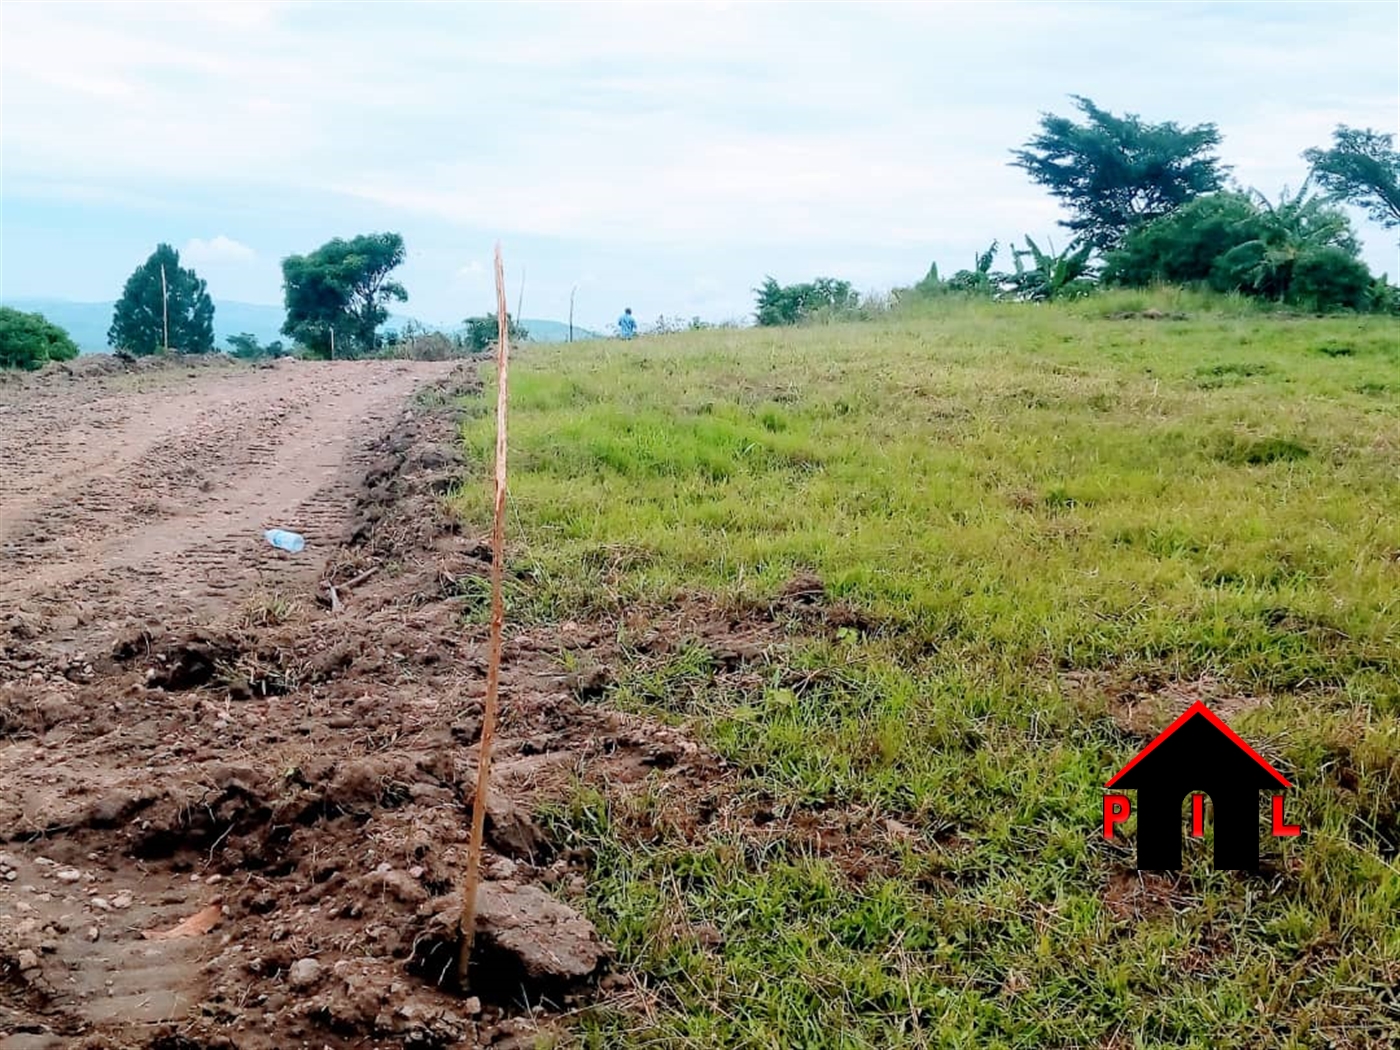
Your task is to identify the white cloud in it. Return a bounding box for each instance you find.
[184,236,256,265]
[1,1,1397,318]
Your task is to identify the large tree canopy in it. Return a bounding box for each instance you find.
[1011,96,1227,250]
[0,307,80,370]
[281,232,408,358]
[109,243,216,355]
[1303,125,1400,231]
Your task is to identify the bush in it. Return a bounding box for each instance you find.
[463,314,529,351]
[1104,193,1261,286]
[381,331,464,361]
[1107,187,1379,312]
[1366,275,1400,315]
[1287,248,1374,311]
[754,277,859,326]
[0,307,80,370]
[226,332,287,360]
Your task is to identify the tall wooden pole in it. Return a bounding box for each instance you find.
[458,243,511,985]
[160,264,169,352]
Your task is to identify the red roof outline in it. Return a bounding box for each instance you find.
[1105,700,1291,789]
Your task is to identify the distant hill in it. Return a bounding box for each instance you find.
[2,298,597,352]
[516,318,601,342]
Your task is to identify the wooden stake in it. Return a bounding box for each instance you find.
[160,264,170,353]
[516,266,525,332]
[569,286,576,344]
[458,243,511,985]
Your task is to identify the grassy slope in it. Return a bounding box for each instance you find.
[457,297,1399,1049]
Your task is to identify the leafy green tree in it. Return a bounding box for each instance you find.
[108,243,215,355]
[1104,192,1262,286]
[0,307,80,370]
[226,332,287,360]
[1210,187,1358,302]
[754,276,858,326]
[281,233,407,358]
[1008,236,1096,300]
[1011,96,1226,250]
[462,314,528,351]
[1304,125,1400,231]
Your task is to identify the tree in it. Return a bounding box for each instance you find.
[1104,192,1262,286]
[754,276,858,326]
[109,243,215,355]
[1304,125,1400,231]
[226,332,287,360]
[1210,186,1359,303]
[1011,96,1226,250]
[0,307,80,370]
[281,233,407,358]
[462,314,529,351]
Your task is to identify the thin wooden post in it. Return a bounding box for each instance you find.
[569,286,576,343]
[329,327,335,361]
[458,243,511,985]
[160,264,169,352]
[515,266,525,334]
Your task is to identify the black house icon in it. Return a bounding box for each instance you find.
[1106,701,1291,870]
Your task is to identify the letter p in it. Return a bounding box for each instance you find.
[1103,794,1132,840]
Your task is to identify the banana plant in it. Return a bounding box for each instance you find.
[1008,235,1096,301]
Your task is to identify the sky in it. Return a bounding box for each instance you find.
[1,0,1397,330]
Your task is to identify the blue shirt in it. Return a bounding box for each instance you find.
[618,313,637,338]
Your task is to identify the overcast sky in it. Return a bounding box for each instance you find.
[1,1,1397,329]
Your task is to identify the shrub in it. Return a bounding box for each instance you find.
[226,333,288,360]
[754,277,859,326]
[463,314,529,350]
[1104,193,1261,286]
[0,307,80,370]
[1288,248,1374,312]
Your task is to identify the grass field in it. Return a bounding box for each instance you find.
[457,295,1399,1049]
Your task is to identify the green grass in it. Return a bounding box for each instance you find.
[457,299,1400,1048]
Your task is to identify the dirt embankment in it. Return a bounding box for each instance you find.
[0,357,731,1049]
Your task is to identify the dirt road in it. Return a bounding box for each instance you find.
[0,356,713,1049]
[1,359,453,641]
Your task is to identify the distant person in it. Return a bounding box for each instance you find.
[617,307,637,339]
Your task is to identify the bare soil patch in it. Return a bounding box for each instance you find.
[1062,670,1270,736]
[0,360,743,1048]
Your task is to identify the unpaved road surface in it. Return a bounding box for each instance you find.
[0,357,722,1049]
[1,359,453,641]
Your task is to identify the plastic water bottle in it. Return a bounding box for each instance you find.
[264,528,306,553]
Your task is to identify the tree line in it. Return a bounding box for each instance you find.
[0,232,470,369]
[756,99,1399,324]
